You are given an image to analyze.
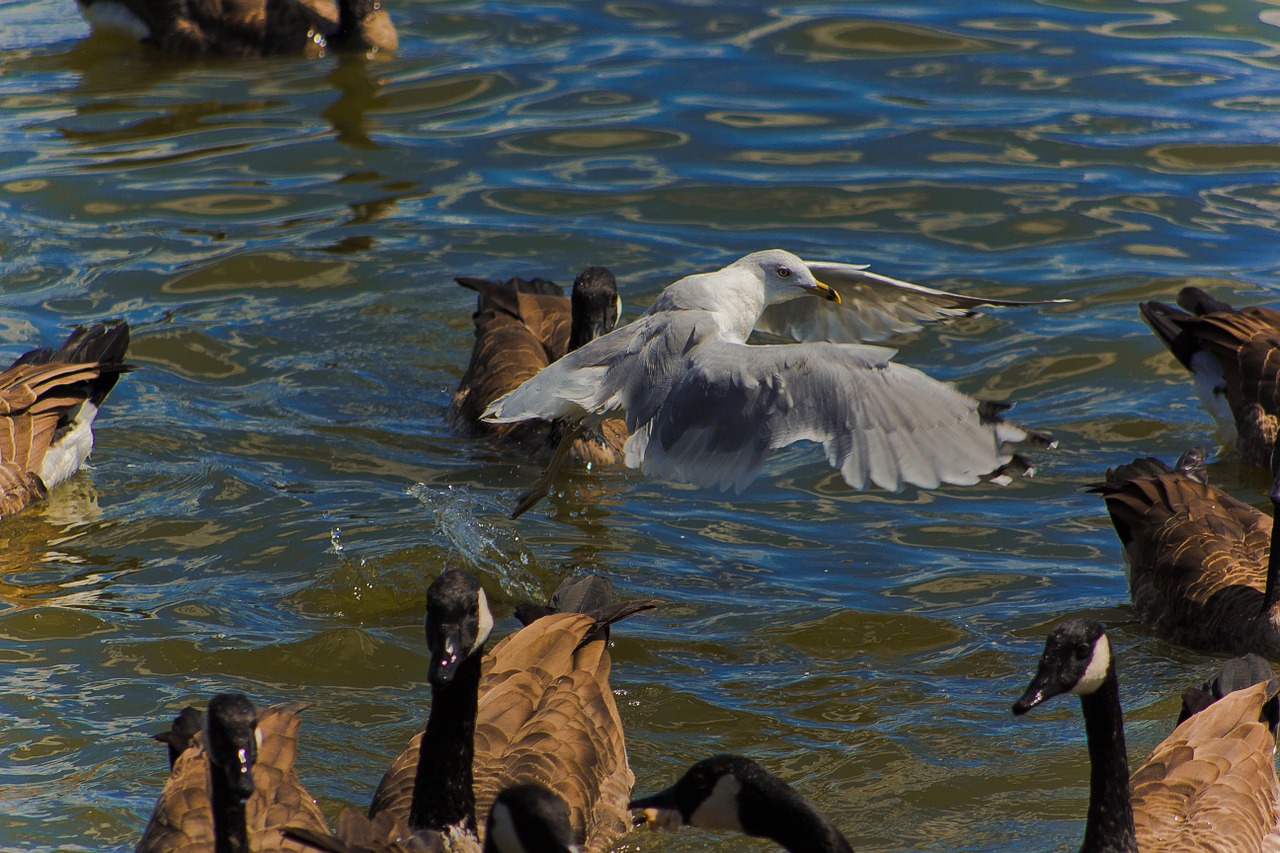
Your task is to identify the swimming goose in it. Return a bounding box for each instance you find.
[629,754,852,853]
[484,250,1056,517]
[1013,619,1280,852]
[1090,448,1280,656]
[287,570,652,853]
[450,267,628,468]
[76,0,397,58]
[1141,287,1280,472]
[137,695,329,852]
[0,321,131,520]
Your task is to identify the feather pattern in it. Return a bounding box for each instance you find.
[0,321,130,519]
[1090,450,1280,656]
[1141,288,1280,471]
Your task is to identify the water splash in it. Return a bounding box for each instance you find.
[406,483,540,601]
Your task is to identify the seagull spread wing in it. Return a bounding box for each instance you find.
[751,260,1067,344]
[486,309,1043,494]
[625,332,1037,492]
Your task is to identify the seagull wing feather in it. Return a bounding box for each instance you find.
[629,335,1033,492]
[752,260,1067,344]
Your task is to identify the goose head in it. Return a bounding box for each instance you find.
[567,267,620,352]
[484,783,581,853]
[1013,619,1113,713]
[205,693,259,802]
[425,570,494,686]
[630,754,852,852]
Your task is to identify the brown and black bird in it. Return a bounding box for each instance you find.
[1091,448,1280,656]
[1013,620,1280,852]
[0,321,131,520]
[450,267,628,470]
[1141,287,1280,472]
[137,693,329,852]
[286,570,652,853]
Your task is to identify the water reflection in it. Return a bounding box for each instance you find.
[779,19,1013,59]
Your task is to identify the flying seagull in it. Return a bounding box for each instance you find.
[485,249,1057,516]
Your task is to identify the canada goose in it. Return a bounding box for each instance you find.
[1141,287,1280,471]
[484,250,1055,517]
[0,321,131,520]
[629,754,852,853]
[76,0,397,58]
[282,571,652,852]
[1090,448,1280,656]
[1012,619,1280,852]
[450,267,628,468]
[358,569,652,852]
[153,706,204,770]
[137,695,329,852]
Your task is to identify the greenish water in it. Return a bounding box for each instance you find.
[0,0,1278,850]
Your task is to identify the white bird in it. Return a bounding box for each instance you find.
[484,249,1056,516]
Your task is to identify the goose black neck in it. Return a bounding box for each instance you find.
[567,317,594,353]
[742,783,853,853]
[209,769,251,853]
[409,650,483,834]
[1078,669,1137,853]
[333,0,373,45]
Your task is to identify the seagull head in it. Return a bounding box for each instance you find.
[738,249,841,306]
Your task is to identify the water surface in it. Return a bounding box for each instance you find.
[0,0,1278,850]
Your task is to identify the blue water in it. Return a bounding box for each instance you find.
[0,0,1278,850]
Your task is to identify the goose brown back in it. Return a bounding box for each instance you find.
[1141,290,1280,472]
[1132,679,1280,850]
[1092,452,1280,656]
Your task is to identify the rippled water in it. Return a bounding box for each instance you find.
[1,0,1279,850]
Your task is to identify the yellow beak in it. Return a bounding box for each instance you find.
[807,280,841,304]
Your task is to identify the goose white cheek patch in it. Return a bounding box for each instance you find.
[487,802,522,852]
[476,588,494,647]
[1070,634,1111,696]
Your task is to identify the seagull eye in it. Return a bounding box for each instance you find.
[776,266,791,278]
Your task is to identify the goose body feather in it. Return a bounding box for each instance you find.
[1090,450,1280,656]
